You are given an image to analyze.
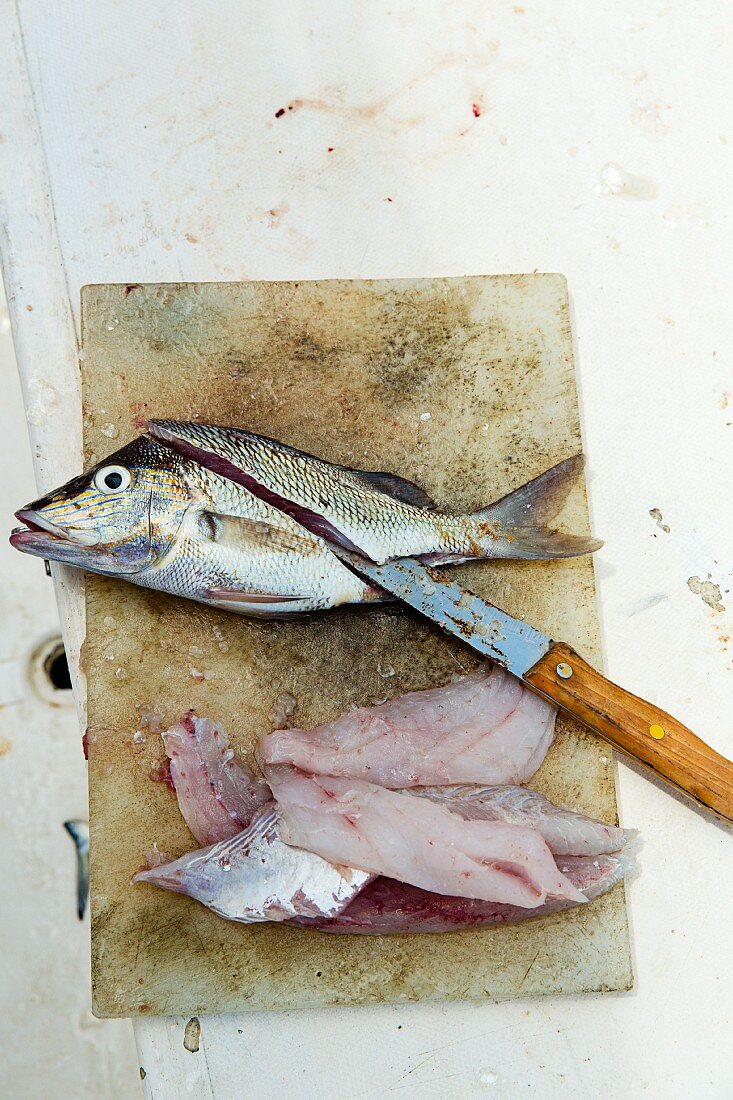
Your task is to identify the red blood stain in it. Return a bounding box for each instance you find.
[472,103,482,118]
[82,730,89,759]
[327,147,334,152]
[385,197,393,203]
[130,401,149,430]
[275,108,285,118]
[150,758,175,792]
[124,284,141,296]
[181,710,197,734]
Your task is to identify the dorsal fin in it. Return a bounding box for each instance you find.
[347,470,438,510]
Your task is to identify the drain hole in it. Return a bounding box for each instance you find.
[29,635,74,706]
[45,643,71,690]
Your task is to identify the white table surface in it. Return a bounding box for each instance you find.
[1,3,731,1097]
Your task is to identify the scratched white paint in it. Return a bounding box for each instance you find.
[1,1,731,1097]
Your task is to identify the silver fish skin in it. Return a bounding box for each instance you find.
[149,420,602,565]
[10,434,378,615]
[132,805,373,923]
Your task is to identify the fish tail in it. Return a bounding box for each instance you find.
[470,455,603,560]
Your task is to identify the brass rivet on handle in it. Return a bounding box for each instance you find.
[649,724,665,740]
[556,662,573,679]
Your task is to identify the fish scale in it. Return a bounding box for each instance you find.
[149,420,602,565]
[151,420,454,558]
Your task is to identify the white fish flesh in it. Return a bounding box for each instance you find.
[260,665,557,788]
[414,785,633,856]
[302,853,633,934]
[133,805,373,923]
[266,766,587,907]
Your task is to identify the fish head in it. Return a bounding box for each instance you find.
[10,435,197,575]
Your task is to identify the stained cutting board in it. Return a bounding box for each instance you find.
[82,276,632,1017]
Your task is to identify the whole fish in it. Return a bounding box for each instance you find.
[149,420,601,564]
[11,424,600,616]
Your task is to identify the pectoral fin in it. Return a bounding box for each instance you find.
[205,512,324,556]
[204,586,315,616]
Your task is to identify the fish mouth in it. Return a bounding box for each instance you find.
[10,509,102,553]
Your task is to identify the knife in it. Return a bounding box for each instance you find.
[336,550,733,823]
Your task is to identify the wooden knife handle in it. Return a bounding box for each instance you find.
[524,642,733,823]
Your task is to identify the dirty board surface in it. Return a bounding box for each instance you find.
[82,276,632,1018]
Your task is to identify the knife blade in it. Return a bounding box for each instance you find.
[335,549,733,824]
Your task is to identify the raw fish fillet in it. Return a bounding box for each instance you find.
[260,666,557,788]
[163,713,270,845]
[266,766,586,907]
[414,785,632,856]
[302,853,633,934]
[133,804,372,923]
[138,713,632,927]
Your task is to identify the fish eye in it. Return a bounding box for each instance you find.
[93,465,132,494]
